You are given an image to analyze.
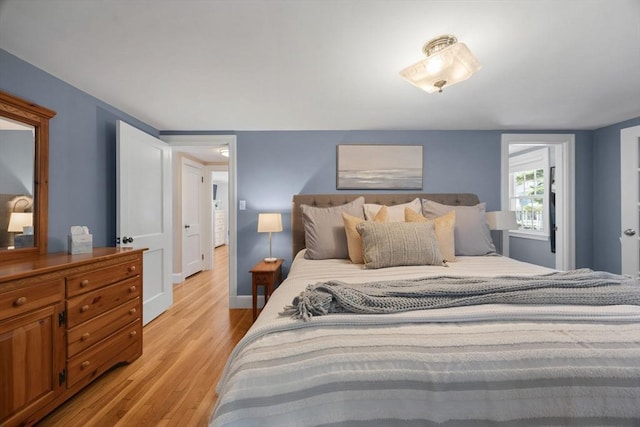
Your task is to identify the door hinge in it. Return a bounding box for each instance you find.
[202,254,204,260]
[58,310,66,327]
[201,176,204,183]
[59,369,66,386]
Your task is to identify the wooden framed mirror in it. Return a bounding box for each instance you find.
[0,90,56,262]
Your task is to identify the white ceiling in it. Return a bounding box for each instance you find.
[1,0,639,132]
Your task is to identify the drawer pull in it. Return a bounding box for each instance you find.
[128,265,137,273]
[13,296,27,307]
[80,305,90,313]
[80,279,90,287]
[81,332,90,341]
[129,330,137,338]
[129,308,137,315]
[80,361,91,369]
[129,286,136,293]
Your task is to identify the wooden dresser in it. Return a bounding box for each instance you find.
[0,247,145,427]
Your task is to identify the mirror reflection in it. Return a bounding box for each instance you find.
[0,116,35,250]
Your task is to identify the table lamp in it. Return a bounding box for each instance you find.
[257,213,282,262]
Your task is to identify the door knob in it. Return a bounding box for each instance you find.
[122,236,134,244]
[184,224,191,229]
[624,229,636,236]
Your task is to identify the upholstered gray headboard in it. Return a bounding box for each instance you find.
[291,193,480,259]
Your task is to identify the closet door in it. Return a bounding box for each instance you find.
[621,125,640,276]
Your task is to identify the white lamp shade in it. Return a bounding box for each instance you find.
[8,212,33,232]
[400,42,481,93]
[257,213,283,233]
[486,211,518,231]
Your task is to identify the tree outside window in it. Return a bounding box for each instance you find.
[508,146,549,238]
[510,168,544,231]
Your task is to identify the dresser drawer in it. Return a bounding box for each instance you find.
[66,260,141,297]
[66,277,140,328]
[0,279,64,321]
[67,321,141,388]
[67,297,140,357]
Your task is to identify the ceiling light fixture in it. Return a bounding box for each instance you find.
[219,147,229,157]
[399,34,481,94]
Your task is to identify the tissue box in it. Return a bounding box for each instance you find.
[68,234,93,254]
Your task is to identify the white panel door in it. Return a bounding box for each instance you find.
[182,159,203,278]
[117,121,172,325]
[621,125,640,276]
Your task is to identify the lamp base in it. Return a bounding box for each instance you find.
[263,257,277,263]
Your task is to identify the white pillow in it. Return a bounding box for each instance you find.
[363,198,421,222]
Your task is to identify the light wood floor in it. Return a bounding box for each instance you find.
[37,245,252,427]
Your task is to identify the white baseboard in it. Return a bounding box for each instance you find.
[172,272,184,284]
[229,295,264,309]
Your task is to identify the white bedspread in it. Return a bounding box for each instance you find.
[211,253,640,426]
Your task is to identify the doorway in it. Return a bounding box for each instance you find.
[160,134,238,308]
[501,134,575,270]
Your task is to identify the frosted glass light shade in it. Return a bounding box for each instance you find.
[400,38,481,93]
[8,212,33,232]
[487,211,518,231]
[257,213,283,233]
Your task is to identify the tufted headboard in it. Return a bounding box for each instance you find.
[291,193,480,259]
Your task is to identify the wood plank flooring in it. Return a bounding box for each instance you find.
[36,245,252,427]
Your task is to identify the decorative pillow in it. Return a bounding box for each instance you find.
[356,221,444,269]
[301,197,365,260]
[421,199,495,256]
[343,206,388,264]
[405,208,456,262]
[363,198,421,222]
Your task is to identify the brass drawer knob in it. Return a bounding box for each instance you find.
[81,332,90,341]
[129,308,137,315]
[80,361,90,369]
[128,265,136,273]
[80,305,90,313]
[129,285,136,293]
[129,330,137,338]
[80,279,89,287]
[13,296,27,307]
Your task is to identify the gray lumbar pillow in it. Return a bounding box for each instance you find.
[356,221,444,269]
[301,197,365,259]
[422,199,495,256]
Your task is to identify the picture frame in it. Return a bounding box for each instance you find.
[336,144,423,190]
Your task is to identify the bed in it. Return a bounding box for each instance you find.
[210,193,640,426]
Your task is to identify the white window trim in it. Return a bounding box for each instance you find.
[508,147,550,239]
[500,133,575,271]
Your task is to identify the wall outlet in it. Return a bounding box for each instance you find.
[239,200,246,210]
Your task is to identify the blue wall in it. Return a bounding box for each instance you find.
[236,131,504,291]
[0,50,158,252]
[3,48,636,298]
[233,130,596,296]
[592,117,640,273]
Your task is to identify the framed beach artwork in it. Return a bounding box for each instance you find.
[336,144,423,190]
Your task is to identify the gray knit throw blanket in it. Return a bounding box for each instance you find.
[280,269,640,321]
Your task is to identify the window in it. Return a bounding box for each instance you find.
[508,148,549,239]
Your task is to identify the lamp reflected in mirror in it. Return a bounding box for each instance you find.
[8,212,33,248]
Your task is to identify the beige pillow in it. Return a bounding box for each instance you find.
[356,221,444,269]
[343,206,388,263]
[363,198,421,222]
[405,208,456,262]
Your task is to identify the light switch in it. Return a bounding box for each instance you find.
[239,200,246,210]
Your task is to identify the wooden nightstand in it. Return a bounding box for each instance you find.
[250,259,283,321]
